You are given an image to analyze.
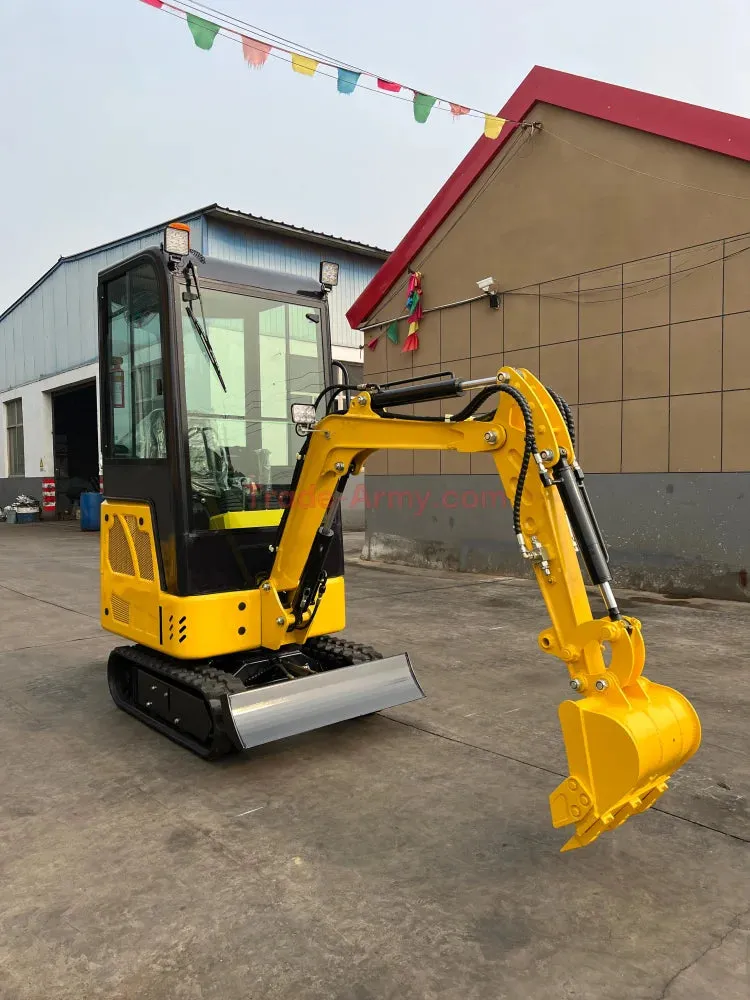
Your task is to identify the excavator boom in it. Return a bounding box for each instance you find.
[263,367,701,850]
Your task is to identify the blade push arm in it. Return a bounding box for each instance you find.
[263,368,700,850]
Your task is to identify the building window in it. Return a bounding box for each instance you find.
[5,398,24,477]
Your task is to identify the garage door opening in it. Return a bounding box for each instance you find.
[52,381,99,513]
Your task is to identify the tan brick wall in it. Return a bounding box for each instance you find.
[361,105,750,474]
[365,234,750,474]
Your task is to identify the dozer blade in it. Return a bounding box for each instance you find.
[222,653,424,750]
[550,677,701,851]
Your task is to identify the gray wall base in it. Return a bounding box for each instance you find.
[362,474,750,602]
[0,477,44,509]
[341,473,365,531]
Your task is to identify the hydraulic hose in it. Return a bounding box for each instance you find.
[546,386,576,447]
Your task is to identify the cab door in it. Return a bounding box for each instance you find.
[98,251,183,594]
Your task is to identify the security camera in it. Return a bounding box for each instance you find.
[476,277,497,293]
[477,276,500,309]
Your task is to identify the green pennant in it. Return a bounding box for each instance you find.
[386,321,399,344]
[187,13,220,50]
[413,93,437,124]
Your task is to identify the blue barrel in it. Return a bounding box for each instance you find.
[80,491,104,532]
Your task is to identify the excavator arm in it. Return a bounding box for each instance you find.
[260,366,700,851]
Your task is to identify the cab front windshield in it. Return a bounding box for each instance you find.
[181,285,325,526]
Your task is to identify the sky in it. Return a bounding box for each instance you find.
[1,0,749,310]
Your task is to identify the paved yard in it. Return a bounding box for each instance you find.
[0,521,747,1000]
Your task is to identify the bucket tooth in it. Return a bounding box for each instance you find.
[223,653,424,750]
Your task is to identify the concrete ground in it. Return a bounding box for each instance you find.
[0,522,747,1000]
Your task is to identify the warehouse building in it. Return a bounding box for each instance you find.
[0,204,386,514]
[348,67,750,600]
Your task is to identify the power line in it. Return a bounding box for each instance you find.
[502,240,749,306]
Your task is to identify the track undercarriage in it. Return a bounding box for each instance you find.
[107,636,402,758]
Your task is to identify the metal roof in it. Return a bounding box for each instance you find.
[0,202,389,324]
[204,205,389,259]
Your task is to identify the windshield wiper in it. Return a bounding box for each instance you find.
[183,261,227,393]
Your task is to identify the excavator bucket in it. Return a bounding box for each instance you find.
[549,675,701,851]
[222,654,424,750]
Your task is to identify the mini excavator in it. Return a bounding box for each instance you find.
[97,222,701,851]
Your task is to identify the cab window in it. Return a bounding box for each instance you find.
[104,262,165,459]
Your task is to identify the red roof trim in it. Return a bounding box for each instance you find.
[347,65,750,328]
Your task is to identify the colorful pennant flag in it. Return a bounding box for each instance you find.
[337,68,360,94]
[366,335,381,350]
[292,54,319,76]
[413,93,437,124]
[142,2,524,142]
[484,115,507,140]
[242,36,271,67]
[186,13,220,50]
[386,321,399,344]
[402,272,423,353]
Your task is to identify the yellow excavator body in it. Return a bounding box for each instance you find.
[96,239,701,851]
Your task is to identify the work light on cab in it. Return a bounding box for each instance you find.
[164,222,190,256]
[319,261,339,289]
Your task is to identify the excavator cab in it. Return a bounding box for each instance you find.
[97,222,700,851]
[97,224,424,759]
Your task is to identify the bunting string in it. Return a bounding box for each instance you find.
[138,0,526,139]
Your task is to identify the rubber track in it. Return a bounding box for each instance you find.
[303,635,384,669]
[108,645,245,759]
[114,644,246,695]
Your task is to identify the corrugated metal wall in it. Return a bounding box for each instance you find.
[0,216,205,394]
[205,219,380,351]
[0,214,379,395]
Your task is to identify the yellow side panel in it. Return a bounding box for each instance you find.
[100,500,346,659]
[159,590,262,658]
[209,510,284,530]
[100,501,162,647]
